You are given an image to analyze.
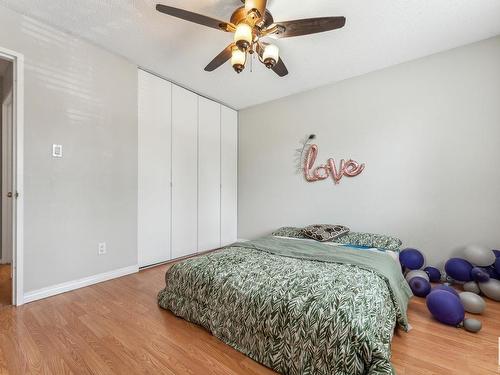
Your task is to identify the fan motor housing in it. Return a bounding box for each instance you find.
[230,6,274,29]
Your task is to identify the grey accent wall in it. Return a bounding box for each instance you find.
[238,36,500,266]
[0,6,138,292]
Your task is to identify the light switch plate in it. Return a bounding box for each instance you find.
[98,242,106,255]
[52,144,63,158]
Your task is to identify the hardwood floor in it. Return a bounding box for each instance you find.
[0,264,12,307]
[0,263,498,374]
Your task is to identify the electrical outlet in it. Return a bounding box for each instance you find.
[98,242,106,255]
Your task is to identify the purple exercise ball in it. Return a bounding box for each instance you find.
[424,266,441,282]
[471,267,490,283]
[495,257,500,274]
[409,277,431,297]
[431,284,459,297]
[481,265,500,280]
[445,258,473,282]
[426,290,465,326]
[493,249,500,258]
[399,248,425,270]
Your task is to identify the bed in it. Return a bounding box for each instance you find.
[158,234,412,375]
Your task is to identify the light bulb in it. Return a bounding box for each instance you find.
[262,44,279,68]
[231,48,246,73]
[234,23,253,52]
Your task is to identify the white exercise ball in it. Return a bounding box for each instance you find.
[463,281,481,294]
[479,279,500,301]
[464,318,482,333]
[405,269,429,282]
[459,292,485,314]
[463,245,495,267]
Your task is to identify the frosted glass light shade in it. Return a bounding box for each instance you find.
[234,23,253,51]
[231,48,246,73]
[262,44,279,68]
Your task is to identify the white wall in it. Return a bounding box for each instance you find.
[0,6,138,292]
[238,36,500,265]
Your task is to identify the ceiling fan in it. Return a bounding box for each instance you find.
[156,1,346,77]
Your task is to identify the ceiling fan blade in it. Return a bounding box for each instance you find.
[270,16,346,38]
[272,58,288,77]
[204,43,235,72]
[156,4,233,32]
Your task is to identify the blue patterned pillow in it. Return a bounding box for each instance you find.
[303,224,350,242]
[335,232,402,251]
[271,227,308,239]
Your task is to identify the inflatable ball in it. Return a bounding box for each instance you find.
[445,258,473,282]
[399,248,424,270]
[426,290,464,326]
[463,281,481,294]
[463,245,495,267]
[495,257,500,274]
[459,292,485,314]
[424,266,441,282]
[479,279,500,301]
[463,318,482,333]
[431,284,459,297]
[409,277,431,298]
[470,267,490,283]
[405,269,429,283]
[480,265,500,280]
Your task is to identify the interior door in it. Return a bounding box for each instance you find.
[137,70,172,267]
[198,97,221,252]
[1,90,13,265]
[220,106,238,246]
[171,85,198,259]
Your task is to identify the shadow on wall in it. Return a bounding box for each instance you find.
[21,16,105,126]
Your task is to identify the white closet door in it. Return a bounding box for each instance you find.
[138,70,172,267]
[220,106,238,245]
[198,97,221,252]
[171,85,198,259]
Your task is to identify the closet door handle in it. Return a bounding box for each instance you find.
[7,192,13,198]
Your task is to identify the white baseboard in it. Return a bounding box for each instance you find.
[23,265,139,304]
[237,238,249,242]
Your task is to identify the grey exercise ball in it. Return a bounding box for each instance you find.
[463,318,482,333]
[405,270,429,283]
[463,245,495,267]
[459,292,486,314]
[463,281,481,294]
[479,279,500,301]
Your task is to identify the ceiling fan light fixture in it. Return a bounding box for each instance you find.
[262,44,279,68]
[231,48,246,73]
[234,23,253,52]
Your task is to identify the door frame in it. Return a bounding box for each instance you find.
[2,90,13,265]
[0,46,24,306]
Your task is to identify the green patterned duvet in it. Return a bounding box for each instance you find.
[158,236,412,375]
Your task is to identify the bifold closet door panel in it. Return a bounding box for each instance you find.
[198,97,221,252]
[220,106,238,246]
[171,85,198,259]
[138,70,172,267]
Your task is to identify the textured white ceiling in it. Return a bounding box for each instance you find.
[1,0,500,109]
